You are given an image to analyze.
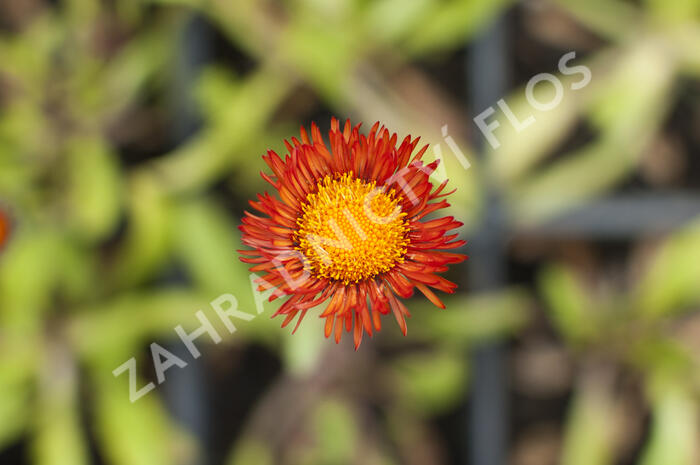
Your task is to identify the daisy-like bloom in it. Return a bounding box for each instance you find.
[239,118,466,349]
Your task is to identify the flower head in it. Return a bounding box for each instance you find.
[239,118,466,348]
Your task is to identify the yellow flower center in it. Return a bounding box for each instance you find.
[295,173,409,284]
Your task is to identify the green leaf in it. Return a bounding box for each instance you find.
[313,399,357,465]
[488,80,581,184]
[0,382,29,450]
[109,172,173,289]
[561,376,615,465]
[281,306,325,376]
[172,200,249,296]
[404,0,514,56]
[415,288,530,345]
[366,0,433,44]
[69,289,210,362]
[672,26,700,76]
[588,43,674,136]
[64,137,122,241]
[634,219,700,318]
[225,437,274,465]
[0,231,63,333]
[539,265,596,344]
[639,382,698,465]
[643,0,700,26]
[0,14,63,89]
[0,339,34,449]
[629,337,696,381]
[94,19,175,119]
[281,22,360,100]
[0,100,50,163]
[550,0,641,41]
[391,350,468,415]
[32,348,89,465]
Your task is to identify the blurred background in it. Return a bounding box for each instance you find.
[1,0,700,464]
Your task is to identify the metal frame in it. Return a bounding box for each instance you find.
[165,9,700,465]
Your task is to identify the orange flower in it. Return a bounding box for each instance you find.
[239,118,466,348]
[0,208,10,251]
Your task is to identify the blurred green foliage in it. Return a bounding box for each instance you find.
[0,0,699,464]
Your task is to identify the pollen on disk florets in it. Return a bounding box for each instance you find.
[294,173,409,284]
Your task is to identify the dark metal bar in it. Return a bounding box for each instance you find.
[162,14,212,465]
[515,193,700,239]
[162,344,209,465]
[467,12,511,465]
